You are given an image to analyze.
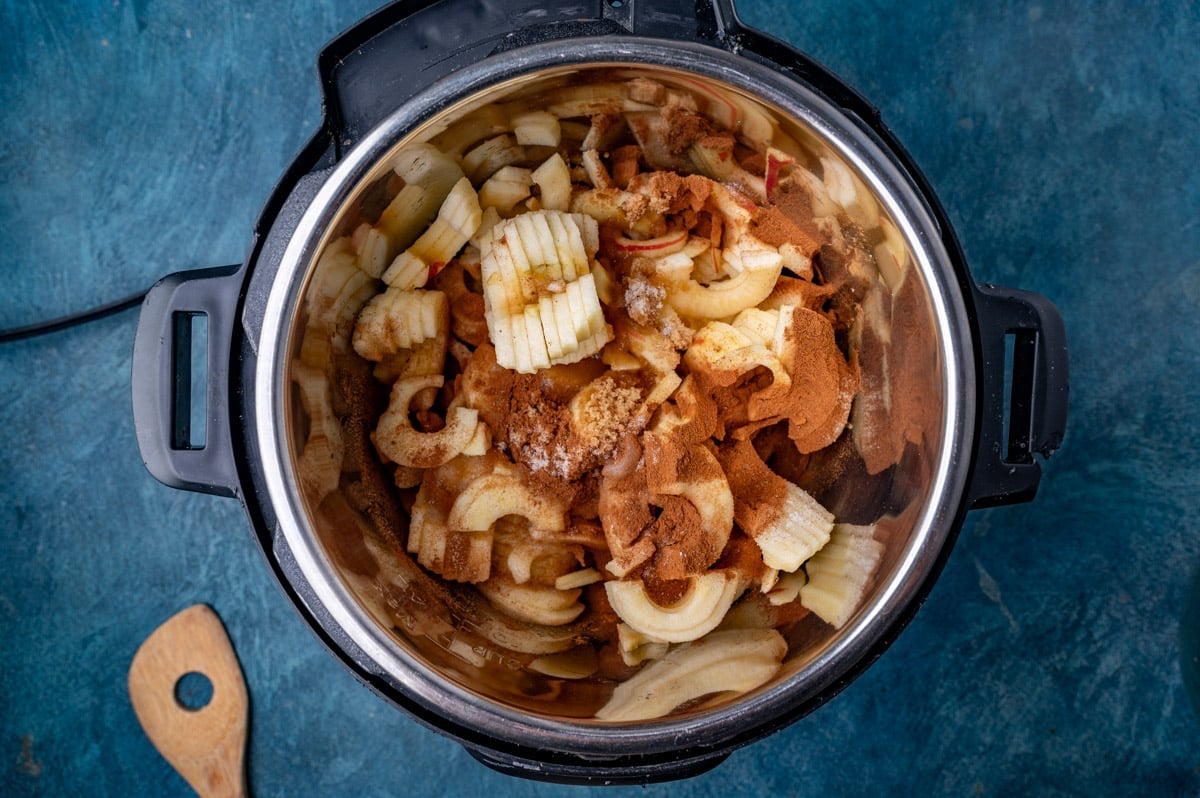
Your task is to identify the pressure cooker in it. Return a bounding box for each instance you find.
[132,0,1068,784]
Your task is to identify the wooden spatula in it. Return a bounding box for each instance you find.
[128,604,248,798]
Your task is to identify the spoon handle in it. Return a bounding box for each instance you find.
[128,604,248,798]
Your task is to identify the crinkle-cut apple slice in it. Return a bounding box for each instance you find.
[382,176,482,288]
[549,290,580,354]
[323,269,378,356]
[545,211,583,281]
[753,475,840,568]
[292,362,343,502]
[370,331,448,389]
[570,212,600,258]
[478,165,533,214]
[512,213,555,277]
[595,628,786,722]
[306,238,376,354]
[577,273,607,338]
[531,152,571,212]
[478,211,608,372]
[305,237,358,310]
[384,143,466,254]
[522,304,552,371]
[508,311,535,374]
[373,183,427,265]
[478,225,523,314]
[719,439,835,572]
[538,295,566,360]
[372,375,484,469]
[447,470,568,534]
[550,325,610,366]
[605,571,744,643]
[352,287,447,362]
[476,575,584,627]
[352,223,390,280]
[800,523,884,628]
[469,206,502,250]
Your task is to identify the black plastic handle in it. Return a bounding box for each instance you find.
[314,0,745,153]
[466,745,728,786]
[131,265,244,498]
[967,284,1069,509]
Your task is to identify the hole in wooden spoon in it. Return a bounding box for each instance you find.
[174,671,214,712]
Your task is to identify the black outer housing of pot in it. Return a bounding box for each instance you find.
[131,0,1069,785]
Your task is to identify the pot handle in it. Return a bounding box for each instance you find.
[967,285,1069,509]
[131,265,244,499]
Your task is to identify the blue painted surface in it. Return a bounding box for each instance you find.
[2,1,1198,795]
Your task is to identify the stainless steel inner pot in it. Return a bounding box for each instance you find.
[264,42,965,763]
[132,2,1067,784]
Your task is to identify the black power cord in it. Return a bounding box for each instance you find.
[0,289,149,343]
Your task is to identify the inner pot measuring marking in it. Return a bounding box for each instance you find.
[253,42,972,755]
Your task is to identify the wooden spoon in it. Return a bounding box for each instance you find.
[128,604,248,798]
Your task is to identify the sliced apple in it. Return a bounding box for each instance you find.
[605,571,743,643]
[447,470,568,534]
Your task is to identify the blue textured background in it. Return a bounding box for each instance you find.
[2,1,1199,795]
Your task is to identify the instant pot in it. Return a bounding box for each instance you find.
[132,0,1068,784]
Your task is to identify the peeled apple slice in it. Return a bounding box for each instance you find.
[382,177,482,288]
[383,143,467,255]
[351,287,446,362]
[800,524,884,628]
[665,237,783,319]
[372,375,484,469]
[478,210,611,372]
[595,628,787,722]
[476,576,585,627]
[531,153,571,212]
[617,623,669,667]
[605,571,743,643]
[292,362,343,502]
[447,469,568,534]
[752,480,835,573]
